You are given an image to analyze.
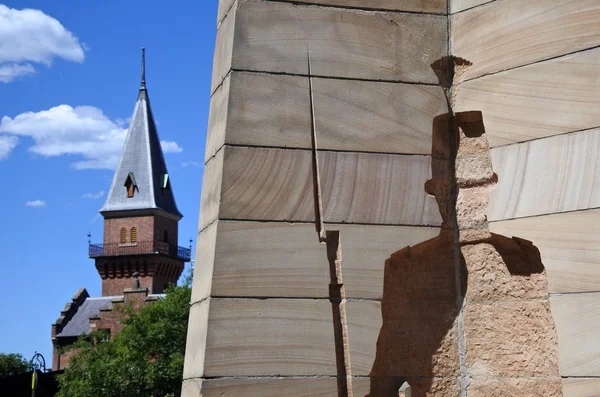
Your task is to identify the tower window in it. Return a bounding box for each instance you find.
[131,227,137,243]
[120,228,127,243]
[124,172,137,198]
[161,174,170,197]
[164,230,169,243]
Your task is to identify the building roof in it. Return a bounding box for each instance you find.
[55,294,167,339]
[100,49,182,218]
[56,297,113,338]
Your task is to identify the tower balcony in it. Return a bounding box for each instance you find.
[89,241,191,262]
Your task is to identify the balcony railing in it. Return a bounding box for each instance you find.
[89,241,191,261]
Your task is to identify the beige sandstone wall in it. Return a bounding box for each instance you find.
[183,0,600,395]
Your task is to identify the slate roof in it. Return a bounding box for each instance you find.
[100,51,182,218]
[56,294,167,339]
[56,297,114,338]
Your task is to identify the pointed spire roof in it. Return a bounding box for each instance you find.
[100,49,182,219]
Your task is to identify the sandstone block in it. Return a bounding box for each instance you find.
[450,0,492,13]
[198,148,224,231]
[550,293,600,376]
[199,377,340,396]
[562,378,600,397]
[205,221,439,299]
[211,2,235,92]
[276,0,447,14]
[232,0,447,83]
[203,298,337,376]
[452,0,600,80]
[216,146,441,226]
[455,48,600,147]
[463,300,560,378]
[488,128,600,221]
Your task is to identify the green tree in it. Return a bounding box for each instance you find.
[57,285,191,397]
[0,353,30,378]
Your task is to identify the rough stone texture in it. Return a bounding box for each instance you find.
[463,300,560,378]
[490,209,600,294]
[452,0,600,80]
[550,293,600,376]
[276,0,447,14]
[467,378,563,397]
[455,48,600,147]
[461,235,549,302]
[198,148,224,231]
[488,128,600,221]
[232,0,447,83]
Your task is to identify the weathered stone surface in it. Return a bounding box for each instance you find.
[452,0,600,80]
[488,128,600,221]
[550,293,600,376]
[199,377,340,396]
[461,235,549,302]
[203,298,337,376]
[232,0,447,83]
[463,300,560,378]
[217,146,441,226]
[562,378,600,397]
[205,221,438,299]
[467,378,563,397]
[450,0,493,13]
[276,0,447,14]
[456,48,600,147]
[490,209,600,293]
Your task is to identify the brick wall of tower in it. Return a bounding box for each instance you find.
[104,216,154,244]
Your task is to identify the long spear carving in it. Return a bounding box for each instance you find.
[307,49,353,397]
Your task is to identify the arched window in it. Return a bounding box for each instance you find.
[120,228,127,243]
[131,227,137,243]
[163,230,169,243]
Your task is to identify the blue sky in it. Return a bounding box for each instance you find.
[0,1,217,365]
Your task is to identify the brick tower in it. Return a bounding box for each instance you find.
[89,49,189,296]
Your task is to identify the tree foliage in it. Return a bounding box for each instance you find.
[57,285,191,397]
[0,353,30,378]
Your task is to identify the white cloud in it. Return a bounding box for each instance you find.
[181,161,203,168]
[0,105,183,169]
[0,135,18,159]
[0,63,36,83]
[82,190,104,199]
[0,5,85,83]
[161,140,183,153]
[25,200,46,208]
